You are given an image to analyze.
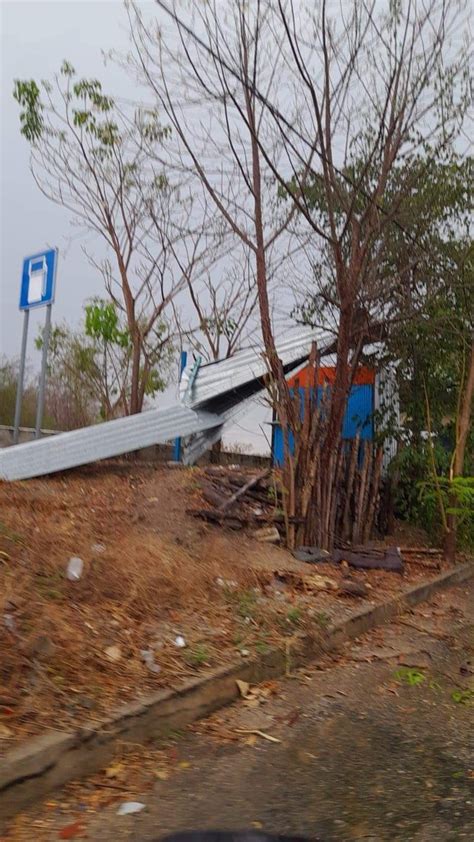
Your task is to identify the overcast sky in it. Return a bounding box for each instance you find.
[0,0,271,451]
[0,0,141,363]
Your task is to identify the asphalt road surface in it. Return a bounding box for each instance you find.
[6,582,474,841]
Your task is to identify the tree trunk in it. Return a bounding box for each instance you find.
[129,334,142,415]
[444,339,474,562]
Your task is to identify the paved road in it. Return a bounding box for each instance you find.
[7,583,474,841]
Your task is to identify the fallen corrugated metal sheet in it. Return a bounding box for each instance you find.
[0,405,221,481]
[180,330,334,463]
[180,327,335,408]
[0,328,334,480]
[182,394,258,465]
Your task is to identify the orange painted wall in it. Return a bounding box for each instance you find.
[288,365,375,388]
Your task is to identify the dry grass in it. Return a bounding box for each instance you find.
[0,461,441,746]
[0,463,289,742]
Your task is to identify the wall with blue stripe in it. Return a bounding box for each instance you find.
[272,384,374,466]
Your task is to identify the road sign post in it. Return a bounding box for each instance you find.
[13,248,58,445]
[35,303,53,439]
[13,310,30,445]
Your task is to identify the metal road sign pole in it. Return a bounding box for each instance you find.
[35,303,52,440]
[13,309,30,445]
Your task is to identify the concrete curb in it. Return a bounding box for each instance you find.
[1,561,473,822]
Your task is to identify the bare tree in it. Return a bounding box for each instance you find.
[14,62,217,414]
[174,249,258,362]
[126,0,470,547]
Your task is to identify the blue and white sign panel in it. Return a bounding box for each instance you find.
[19,248,58,310]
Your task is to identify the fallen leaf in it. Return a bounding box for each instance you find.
[0,723,13,738]
[105,761,124,779]
[236,679,250,698]
[58,820,85,839]
[244,734,258,747]
[234,729,281,744]
[104,645,122,663]
[155,769,169,781]
[252,822,263,829]
[179,760,191,769]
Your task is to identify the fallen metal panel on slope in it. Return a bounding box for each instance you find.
[0,405,221,481]
[180,327,335,408]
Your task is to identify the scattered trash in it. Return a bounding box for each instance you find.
[117,801,146,816]
[252,526,280,543]
[104,645,122,663]
[292,546,330,564]
[91,542,106,554]
[66,556,84,581]
[332,547,403,573]
[140,648,161,673]
[174,635,186,648]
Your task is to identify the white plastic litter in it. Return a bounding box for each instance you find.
[66,557,83,581]
[117,801,146,816]
[174,635,186,648]
[3,614,15,632]
[140,648,161,674]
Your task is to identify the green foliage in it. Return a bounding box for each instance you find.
[391,443,449,525]
[391,444,474,550]
[0,357,48,429]
[13,79,43,142]
[36,298,172,424]
[419,475,474,551]
[451,688,473,705]
[394,667,426,687]
[286,607,302,625]
[84,300,130,348]
[185,644,210,667]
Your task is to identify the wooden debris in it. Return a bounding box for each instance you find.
[218,469,270,512]
[190,467,279,531]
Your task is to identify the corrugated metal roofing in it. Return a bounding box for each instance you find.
[0,327,336,479]
[182,394,258,465]
[180,328,335,463]
[0,405,221,481]
[180,327,335,408]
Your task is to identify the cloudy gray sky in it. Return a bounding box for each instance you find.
[0,0,271,451]
[0,0,139,362]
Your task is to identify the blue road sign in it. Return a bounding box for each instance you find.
[19,248,58,310]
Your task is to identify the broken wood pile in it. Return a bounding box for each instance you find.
[188,466,286,533]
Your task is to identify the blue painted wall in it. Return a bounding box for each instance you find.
[272,384,374,466]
